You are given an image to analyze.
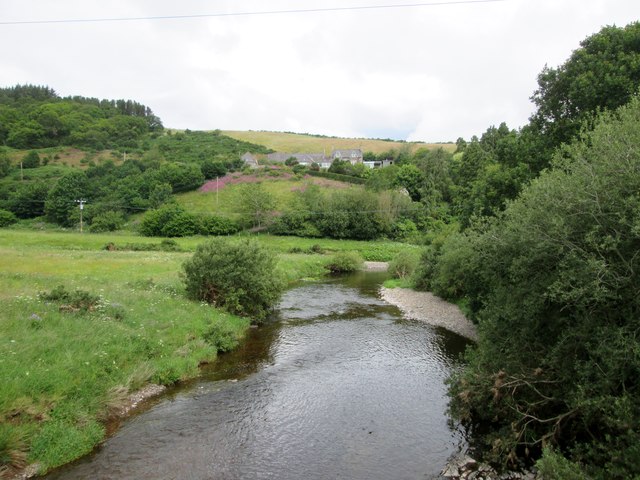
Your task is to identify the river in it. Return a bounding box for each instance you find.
[46,271,471,480]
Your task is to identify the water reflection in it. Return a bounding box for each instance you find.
[46,273,471,480]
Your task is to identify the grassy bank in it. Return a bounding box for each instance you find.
[0,229,408,475]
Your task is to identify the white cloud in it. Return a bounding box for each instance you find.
[0,0,637,141]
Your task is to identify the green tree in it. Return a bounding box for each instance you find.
[0,208,18,227]
[529,21,640,170]
[238,183,276,229]
[182,238,285,321]
[444,96,640,477]
[0,150,11,177]
[7,181,49,218]
[21,150,40,169]
[394,164,424,202]
[44,171,88,226]
[157,162,205,193]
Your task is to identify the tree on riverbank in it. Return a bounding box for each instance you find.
[440,96,640,478]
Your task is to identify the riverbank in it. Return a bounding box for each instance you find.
[379,287,478,341]
[1,230,414,477]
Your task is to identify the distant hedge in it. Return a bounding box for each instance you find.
[306,170,366,185]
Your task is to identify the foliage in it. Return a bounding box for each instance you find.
[151,129,270,165]
[39,285,101,313]
[201,159,228,179]
[89,211,125,232]
[198,214,239,236]
[21,150,40,169]
[306,170,367,184]
[315,188,385,240]
[388,249,420,279]
[5,181,50,218]
[441,97,640,476]
[0,84,162,150]
[202,319,242,352]
[44,170,88,227]
[156,162,205,193]
[237,183,277,229]
[324,251,364,273]
[530,21,640,164]
[0,208,18,227]
[0,151,11,178]
[182,238,285,321]
[139,204,204,237]
[535,448,588,480]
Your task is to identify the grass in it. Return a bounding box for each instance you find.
[0,228,411,474]
[222,130,456,155]
[176,170,353,219]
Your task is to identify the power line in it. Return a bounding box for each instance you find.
[0,0,507,26]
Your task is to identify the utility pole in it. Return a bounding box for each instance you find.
[76,199,87,233]
[20,161,23,181]
[216,176,219,206]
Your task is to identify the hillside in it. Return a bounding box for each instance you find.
[222,130,455,154]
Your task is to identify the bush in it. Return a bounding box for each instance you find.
[390,219,418,241]
[198,214,238,236]
[21,150,40,168]
[445,97,640,475]
[162,212,200,237]
[202,320,240,352]
[39,285,100,313]
[139,205,198,237]
[388,249,420,279]
[0,209,18,227]
[324,251,363,273]
[89,211,125,233]
[182,238,285,321]
[535,448,588,480]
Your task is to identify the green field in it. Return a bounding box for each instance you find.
[222,130,455,154]
[175,171,353,220]
[0,228,413,475]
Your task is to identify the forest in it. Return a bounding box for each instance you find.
[0,20,639,479]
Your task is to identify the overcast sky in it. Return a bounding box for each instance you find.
[0,1,637,142]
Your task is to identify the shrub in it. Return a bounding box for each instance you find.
[139,205,199,237]
[39,285,100,313]
[162,212,200,237]
[198,214,239,236]
[202,320,240,352]
[89,211,125,233]
[0,209,18,227]
[182,238,285,322]
[535,448,587,480]
[390,219,418,241]
[21,151,40,169]
[388,249,420,279]
[324,251,363,273]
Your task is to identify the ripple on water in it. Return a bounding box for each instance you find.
[45,275,471,480]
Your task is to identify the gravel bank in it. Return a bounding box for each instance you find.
[380,287,478,341]
[363,261,389,271]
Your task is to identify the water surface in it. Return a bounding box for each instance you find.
[47,272,470,480]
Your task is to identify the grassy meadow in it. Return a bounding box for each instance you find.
[222,130,456,154]
[176,170,352,220]
[0,228,411,475]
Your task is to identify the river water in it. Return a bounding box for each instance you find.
[46,271,471,480]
